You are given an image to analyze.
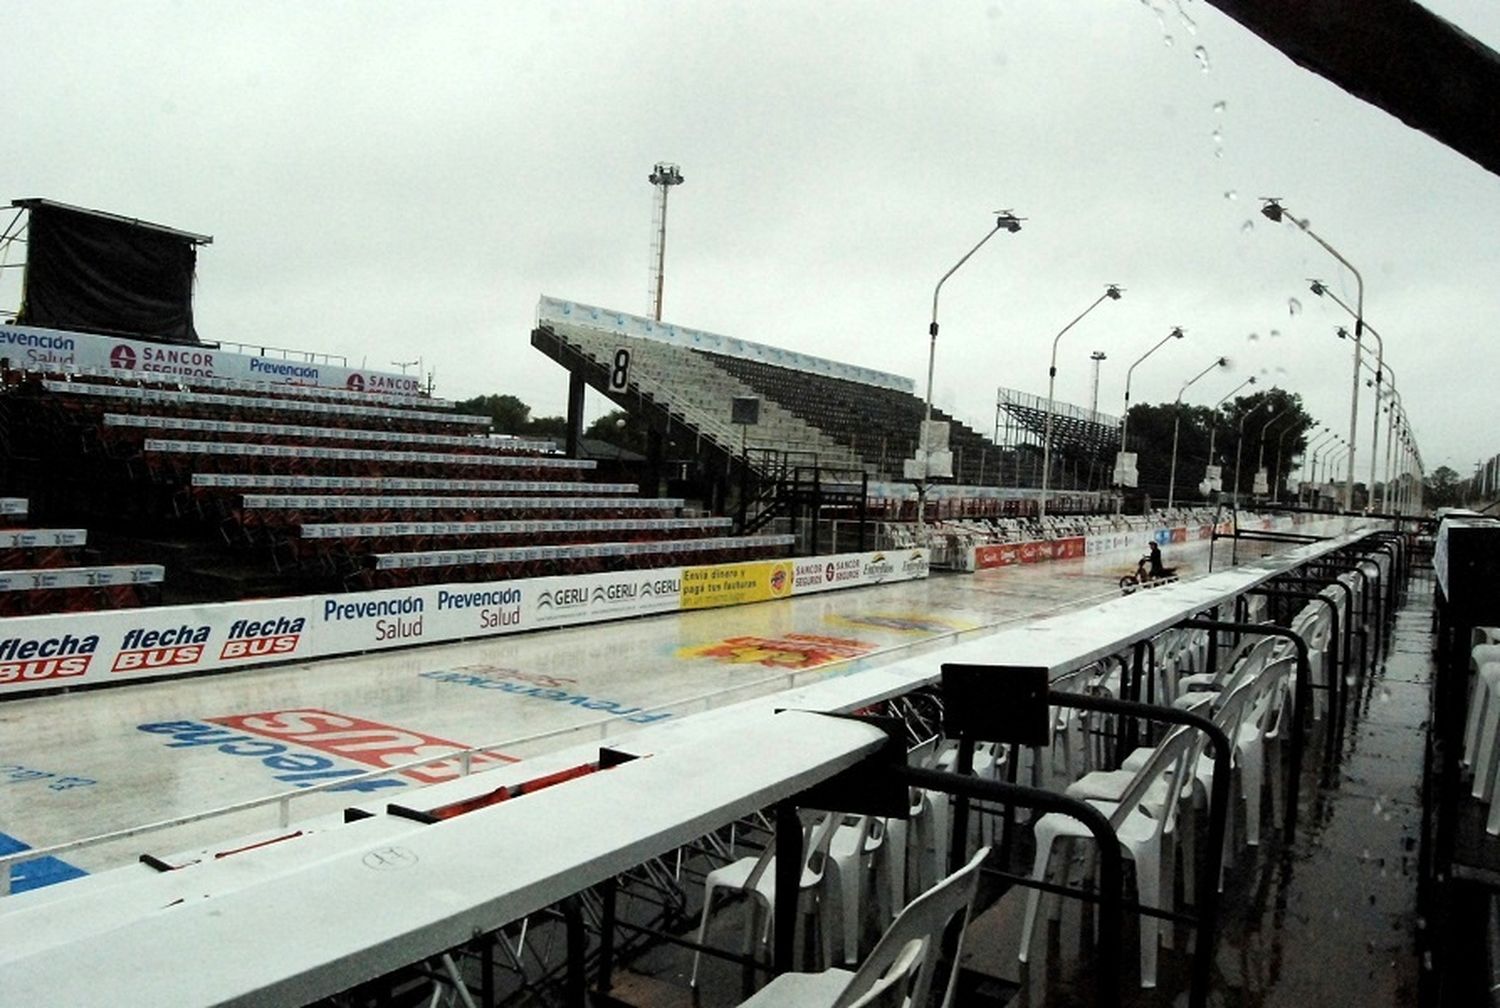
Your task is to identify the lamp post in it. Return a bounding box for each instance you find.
[1166,356,1230,510]
[1120,327,1186,456]
[1255,406,1292,501]
[1262,201,1363,511]
[1311,279,1385,509]
[1328,443,1349,500]
[1205,376,1257,477]
[1303,427,1337,503]
[1382,390,1403,512]
[1116,328,1186,507]
[1039,285,1122,520]
[917,211,1023,543]
[1272,420,1302,503]
[1336,325,1403,511]
[1232,400,1270,506]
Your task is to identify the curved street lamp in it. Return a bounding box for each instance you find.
[1313,280,1387,508]
[1039,285,1122,520]
[1255,406,1292,500]
[917,211,1023,543]
[1272,419,1304,503]
[1205,376,1257,479]
[1232,400,1271,506]
[1166,356,1230,510]
[1262,200,1363,511]
[1302,427,1337,503]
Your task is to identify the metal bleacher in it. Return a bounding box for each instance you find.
[0,365,794,599]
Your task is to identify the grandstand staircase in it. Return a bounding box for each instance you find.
[736,451,869,551]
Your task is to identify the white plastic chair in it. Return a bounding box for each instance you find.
[690,811,839,987]
[738,847,989,1008]
[826,815,883,964]
[1018,724,1199,988]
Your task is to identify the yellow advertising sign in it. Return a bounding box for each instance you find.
[680,559,794,610]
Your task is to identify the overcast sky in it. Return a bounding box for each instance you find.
[5,1,1497,479]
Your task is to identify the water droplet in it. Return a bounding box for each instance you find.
[1174,0,1198,34]
[1213,148,1224,159]
[1270,329,1281,338]
[1193,45,1211,72]
[1224,190,1238,201]
[1288,297,1303,315]
[1212,100,1227,114]
[1240,220,1255,234]
[1211,127,1222,144]
[1247,331,1260,341]
[1379,686,1392,702]
[1163,33,1175,47]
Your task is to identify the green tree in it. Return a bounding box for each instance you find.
[1126,386,1314,505]
[454,394,531,434]
[584,409,652,454]
[527,415,569,439]
[1424,465,1465,509]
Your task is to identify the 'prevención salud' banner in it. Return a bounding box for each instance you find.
[0,549,927,697]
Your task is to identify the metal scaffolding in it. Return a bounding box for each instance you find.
[993,386,1122,492]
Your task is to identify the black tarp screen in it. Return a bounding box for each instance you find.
[17,203,199,343]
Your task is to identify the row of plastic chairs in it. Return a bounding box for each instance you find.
[1460,626,1500,834]
[1020,626,1304,988]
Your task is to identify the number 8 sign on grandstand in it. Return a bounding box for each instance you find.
[608,348,631,392]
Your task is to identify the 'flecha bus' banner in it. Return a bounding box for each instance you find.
[0,549,927,697]
[0,323,422,396]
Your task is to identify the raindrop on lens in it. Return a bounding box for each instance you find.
[1240,220,1255,234]
[1164,33,1175,47]
[1270,329,1281,338]
[1212,100,1227,114]
[1288,297,1303,315]
[1224,190,1238,201]
[1247,332,1260,342]
[1194,45,1211,71]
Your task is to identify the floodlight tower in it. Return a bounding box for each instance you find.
[648,162,685,321]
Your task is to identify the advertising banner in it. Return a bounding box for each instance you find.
[973,542,1022,569]
[0,596,316,693]
[0,549,924,697]
[0,323,422,397]
[681,559,796,610]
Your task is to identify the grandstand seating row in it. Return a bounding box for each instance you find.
[39,378,491,431]
[541,314,1027,487]
[0,366,796,605]
[0,495,165,615]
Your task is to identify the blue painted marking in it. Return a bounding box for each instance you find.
[0,830,88,893]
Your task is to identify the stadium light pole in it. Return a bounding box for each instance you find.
[1381,388,1404,512]
[1205,375,1257,478]
[1232,400,1270,507]
[1262,200,1363,510]
[1117,326,1186,499]
[1166,356,1230,510]
[1303,427,1337,503]
[1335,324,1403,513]
[917,211,1023,544]
[1272,420,1303,503]
[1254,406,1292,501]
[1039,284,1122,521]
[1312,279,1385,507]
